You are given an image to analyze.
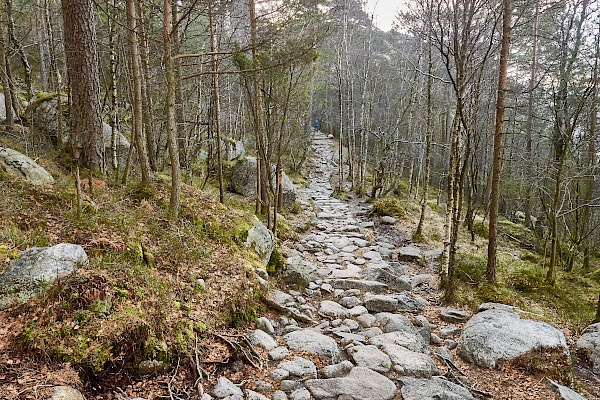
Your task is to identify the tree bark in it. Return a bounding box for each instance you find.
[61,0,103,170]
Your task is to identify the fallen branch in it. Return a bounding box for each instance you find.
[435,353,493,399]
[212,332,263,369]
[260,294,315,324]
[502,232,534,249]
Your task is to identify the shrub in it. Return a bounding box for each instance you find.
[370,197,405,218]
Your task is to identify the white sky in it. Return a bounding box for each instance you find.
[365,0,407,31]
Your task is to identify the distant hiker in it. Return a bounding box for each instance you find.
[314,119,319,132]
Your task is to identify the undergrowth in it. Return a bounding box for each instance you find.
[1,166,266,377]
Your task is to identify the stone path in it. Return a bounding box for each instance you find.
[203,132,474,400]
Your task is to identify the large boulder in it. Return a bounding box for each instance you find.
[0,243,87,309]
[223,138,245,161]
[305,367,397,400]
[230,156,297,207]
[457,308,568,368]
[244,218,274,267]
[32,96,64,144]
[281,256,317,288]
[576,322,600,374]
[0,147,54,185]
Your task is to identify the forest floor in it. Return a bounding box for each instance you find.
[0,130,599,399]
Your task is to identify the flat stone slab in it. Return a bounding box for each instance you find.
[328,279,388,293]
[393,291,429,312]
[268,290,295,307]
[348,345,392,373]
[440,308,470,323]
[305,367,397,400]
[382,343,439,378]
[319,300,349,319]
[423,249,443,260]
[397,246,423,262]
[278,356,317,378]
[381,216,396,224]
[282,255,318,288]
[376,312,419,334]
[399,377,475,400]
[457,309,568,368]
[212,377,243,398]
[360,266,411,292]
[411,274,433,287]
[248,329,277,351]
[439,326,461,338]
[362,250,383,260]
[370,330,427,354]
[283,329,341,362]
[364,294,398,312]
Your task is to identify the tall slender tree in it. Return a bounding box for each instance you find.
[487,0,512,284]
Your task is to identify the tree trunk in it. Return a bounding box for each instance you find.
[163,0,181,219]
[137,0,158,172]
[127,0,151,182]
[36,0,49,91]
[108,0,118,172]
[0,9,13,128]
[209,2,224,204]
[249,0,269,217]
[524,0,539,229]
[61,0,103,170]
[416,35,433,238]
[486,0,512,284]
[172,1,188,170]
[6,0,32,97]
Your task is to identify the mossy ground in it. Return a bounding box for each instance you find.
[0,144,268,378]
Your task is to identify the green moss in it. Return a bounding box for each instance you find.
[427,200,439,213]
[498,219,535,247]
[224,290,265,327]
[370,197,406,218]
[588,269,600,283]
[88,299,112,317]
[472,220,489,239]
[130,182,155,201]
[232,222,252,245]
[267,247,285,275]
[174,320,195,350]
[394,180,410,197]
